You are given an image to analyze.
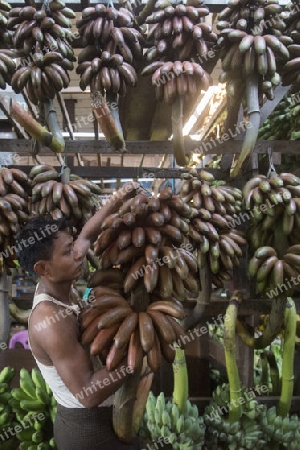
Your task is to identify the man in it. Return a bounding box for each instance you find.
[16,182,142,450]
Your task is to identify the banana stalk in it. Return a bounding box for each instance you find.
[231,74,260,177]
[277,297,297,417]
[44,99,65,154]
[91,92,126,152]
[183,253,210,331]
[10,100,64,154]
[224,291,243,422]
[260,351,269,389]
[172,95,190,167]
[113,284,149,442]
[266,350,281,396]
[172,346,188,415]
[137,0,157,24]
[0,273,11,344]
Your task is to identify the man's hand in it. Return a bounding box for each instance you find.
[73,237,91,260]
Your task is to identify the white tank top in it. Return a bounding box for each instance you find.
[28,287,85,408]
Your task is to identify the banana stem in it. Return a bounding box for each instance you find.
[224,291,243,422]
[106,91,124,139]
[172,346,189,415]
[172,95,190,167]
[113,284,149,442]
[266,350,281,396]
[0,273,11,344]
[236,317,254,348]
[231,74,260,177]
[10,100,64,153]
[91,92,126,152]
[277,297,297,417]
[137,0,157,24]
[260,351,269,388]
[44,99,65,154]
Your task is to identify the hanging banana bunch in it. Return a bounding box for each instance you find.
[9,0,76,104]
[282,0,300,89]
[244,172,300,297]
[141,0,216,166]
[216,0,290,176]
[0,167,30,275]
[91,186,200,300]
[179,168,246,288]
[76,5,143,95]
[28,164,101,230]
[0,0,16,89]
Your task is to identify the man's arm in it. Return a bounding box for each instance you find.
[74,181,140,258]
[32,305,130,408]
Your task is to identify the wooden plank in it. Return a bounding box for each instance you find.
[0,139,298,156]
[11,165,182,178]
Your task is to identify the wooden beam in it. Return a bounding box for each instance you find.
[0,139,298,155]
[184,297,300,316]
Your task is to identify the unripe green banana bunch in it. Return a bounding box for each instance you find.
[10,368,57,449]
[204,383,268,449]
[259,405,300,448]
[140,391,205,449]
[217,0,290,103]
[258,91,293,140]
[0,367,19,450]
[179,169,246,286]
[141,0,215,104]
[76,5,142,96]
[9,1,76,104]
[289,94,300,139]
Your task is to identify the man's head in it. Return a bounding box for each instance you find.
[16,216,82,281]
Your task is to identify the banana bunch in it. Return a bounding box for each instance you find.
[29,164,101,228]
[179,169,246,287]
[0,367,18,450]
[10,368,57,449]
[282,0,300,88]
[217,0,290,102]
[244,173,300,248]
[93,186,200,300]
[0,0,16,91]
[248,244,300,295]
[141,0,215,103]
[0,167,30,274]
[76,5,142,95]
[80,282,185,373]
[0,50,16,89]
[9,301,32,323]
[9,1,76,103]
[258,91,293,140]
[0,0,13,46]
[139,391,206,449]
[259,405,300,449]
[204,383,267,449]
[289,94,300,140]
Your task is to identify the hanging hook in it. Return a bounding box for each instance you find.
[267,147,276,178]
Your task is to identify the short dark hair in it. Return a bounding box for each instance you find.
[15,216,71,275]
